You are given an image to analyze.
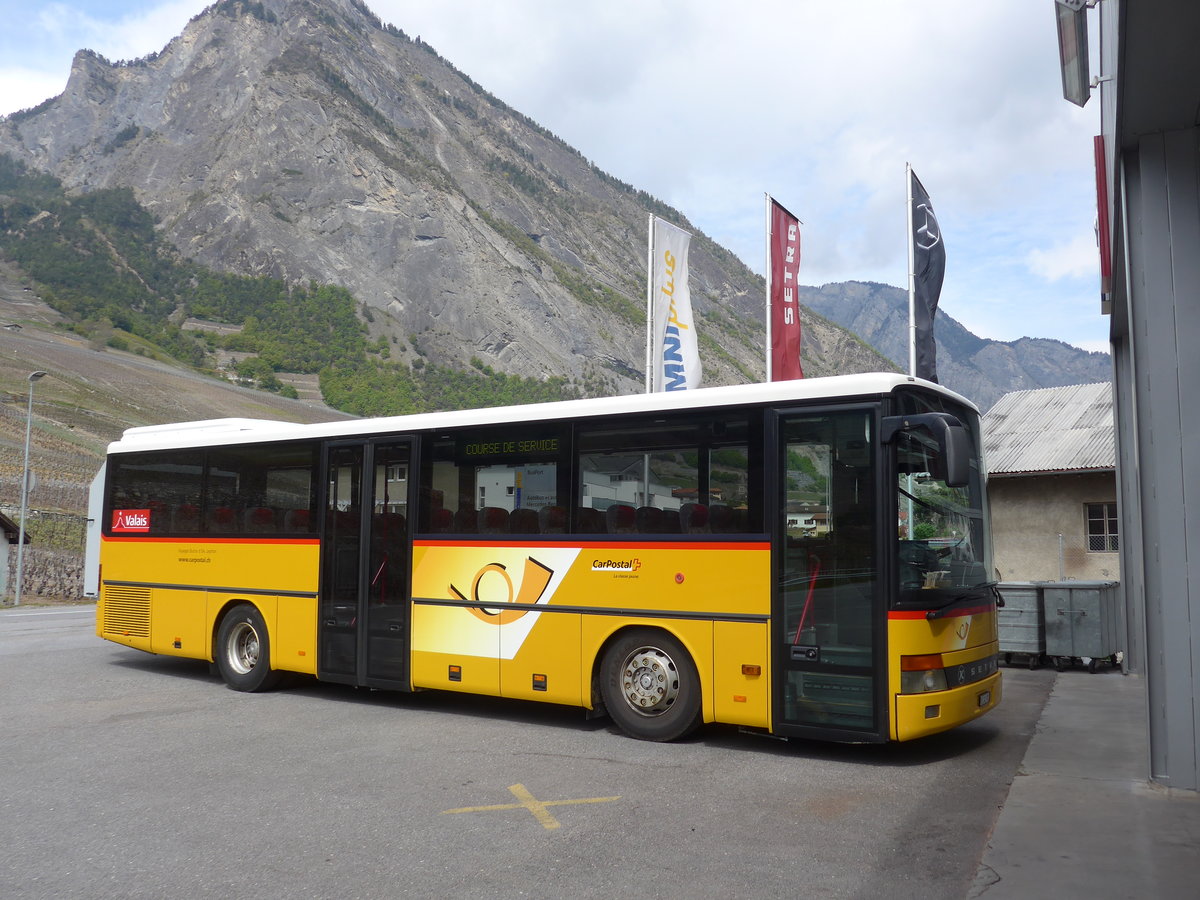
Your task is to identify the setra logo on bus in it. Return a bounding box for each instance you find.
[112,509,152,533]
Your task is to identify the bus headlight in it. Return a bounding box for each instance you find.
[900,654,948,694]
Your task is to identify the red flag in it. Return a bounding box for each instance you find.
[768,198,803,380]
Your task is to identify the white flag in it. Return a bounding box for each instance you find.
[650,218,702,391]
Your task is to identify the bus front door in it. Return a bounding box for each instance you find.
[774,409,883,740]
[319,439,415,688]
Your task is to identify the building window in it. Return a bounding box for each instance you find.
[1086,502,1119,552]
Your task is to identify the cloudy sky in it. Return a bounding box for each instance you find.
[0,0,1107,351]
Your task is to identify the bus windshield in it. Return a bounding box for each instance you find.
[895,426,990,613]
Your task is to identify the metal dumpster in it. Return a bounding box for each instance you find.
[998,582,1045,668]
[1041,581,1121,672]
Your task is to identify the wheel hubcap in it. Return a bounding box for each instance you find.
[227,622,260,675]
[619,646,680,716]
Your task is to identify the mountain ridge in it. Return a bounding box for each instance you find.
[1,0,1103,412]
[800,281,1110,410]
[1,0,897,391]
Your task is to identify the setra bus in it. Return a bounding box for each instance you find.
[89,373,1001,743]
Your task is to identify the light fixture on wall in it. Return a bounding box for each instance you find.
[1055,0,1092,107]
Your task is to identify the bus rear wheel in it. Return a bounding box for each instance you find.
[215,603,282,692]
[601,629,701,742]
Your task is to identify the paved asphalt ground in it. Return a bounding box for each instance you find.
[970,663,1200,899]
[3,605,1056,899]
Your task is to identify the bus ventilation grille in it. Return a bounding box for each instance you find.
[102,586,151,638]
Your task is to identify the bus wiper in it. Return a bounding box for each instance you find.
[925,582,1000,619]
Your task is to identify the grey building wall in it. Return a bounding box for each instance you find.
[990,472,1119,583]
[1113,126,1200,791]
[1093,0,1200,794]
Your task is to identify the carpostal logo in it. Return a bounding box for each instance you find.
[112,508,151,533]
[592,558,642,573]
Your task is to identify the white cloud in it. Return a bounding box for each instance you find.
[0,65,72,114]
[0,1,200,111]
[1027,232,1101,282]
[83,0,203,62]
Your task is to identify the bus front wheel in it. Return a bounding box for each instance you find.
[215,604,282,692]
[601,629,701,742]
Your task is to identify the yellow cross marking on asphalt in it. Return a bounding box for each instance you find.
[442,783,620,830]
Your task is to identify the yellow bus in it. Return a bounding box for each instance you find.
[90,373,1000,743]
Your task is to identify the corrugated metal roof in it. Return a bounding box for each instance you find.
[983,382,1115,476]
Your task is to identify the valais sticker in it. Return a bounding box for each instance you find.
[112,509,151,533]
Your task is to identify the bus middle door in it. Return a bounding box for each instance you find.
[319,439,415,689]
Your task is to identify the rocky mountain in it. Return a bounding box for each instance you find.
[801,281,1111,411]
[0,0,893,392]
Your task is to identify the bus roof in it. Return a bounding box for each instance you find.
[106,373,976,454]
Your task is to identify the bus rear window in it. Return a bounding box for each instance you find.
[109,451,203,535]
[106,443,317,536]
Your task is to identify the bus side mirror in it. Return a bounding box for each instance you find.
[881,412,971,488]
[942,421,970,487]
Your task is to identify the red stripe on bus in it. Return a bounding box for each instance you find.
[101,535,320,546]
[888,604,995,620]
[414,539,771,551]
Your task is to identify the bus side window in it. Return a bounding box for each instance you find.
[575,417,755,535]
[204,442,317,536]
[418,432,567,536]
[782,412,877,654]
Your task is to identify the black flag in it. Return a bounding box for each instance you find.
[910,170,946,383]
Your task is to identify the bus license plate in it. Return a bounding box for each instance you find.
[978,690,991,708]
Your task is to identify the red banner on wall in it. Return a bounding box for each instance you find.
[1094,135,1112,298]
[769,198,804,380]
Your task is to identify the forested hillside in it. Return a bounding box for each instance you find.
[0,154,577,414]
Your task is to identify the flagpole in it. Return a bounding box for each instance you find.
[906,163,917,377]
[904,166,916,537]
[644,214,655,500]
[764,193,773,382]
[645,213,654,394]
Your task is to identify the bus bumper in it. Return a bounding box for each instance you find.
[894,670,1002,742]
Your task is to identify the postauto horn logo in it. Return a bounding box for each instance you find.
[449,557,555,625]
[591,557,641,572]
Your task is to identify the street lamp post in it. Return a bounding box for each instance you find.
[14,371,48,607]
